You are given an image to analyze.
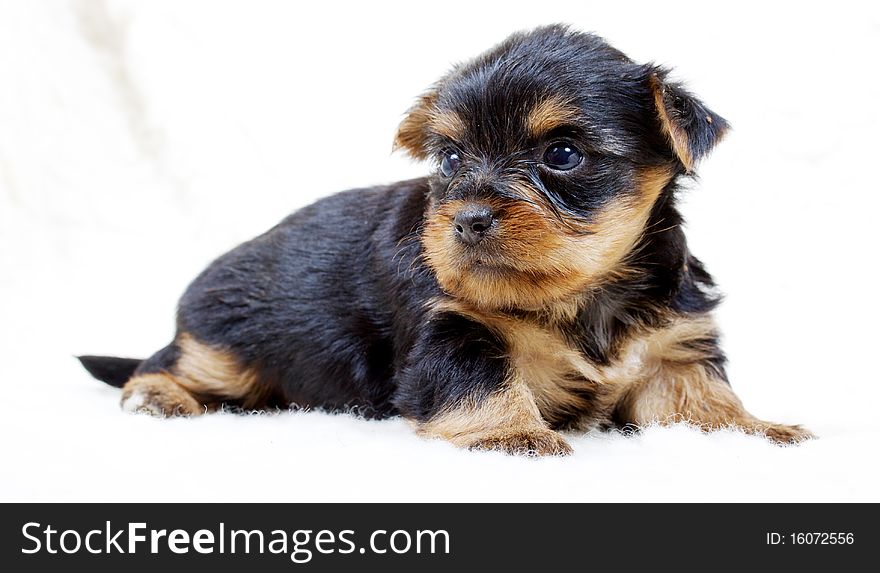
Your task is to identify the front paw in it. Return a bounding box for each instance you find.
[469,429,573,457]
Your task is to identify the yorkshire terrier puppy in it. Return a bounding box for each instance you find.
[80,25,812,455]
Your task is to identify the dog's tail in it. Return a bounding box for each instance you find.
[77,355,143,388]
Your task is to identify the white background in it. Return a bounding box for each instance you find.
[1,0,878,501]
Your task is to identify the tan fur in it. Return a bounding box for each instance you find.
[427,109,466,143]
[394,91,466,159]
[503,319,600,422]
[423,196,583,310]
[393,91,438,160]
[612,320,814,444]
[397,92,579,158]
[428,299,812,445]
[650,74,694,172]
[600,314,721,386]
[430,298,607,428]
[120,373,204,417]
[174,333,266,408]
[418,374,572,456]
[526,95,581,138]
[421,167,672,311]
[120,333,267,417]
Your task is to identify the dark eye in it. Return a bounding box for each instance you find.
[439,151,462,178]
[543,143,583,170]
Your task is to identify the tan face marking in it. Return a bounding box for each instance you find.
[526,94,581,138]
[422,167,673,311]
[427,109,466,142]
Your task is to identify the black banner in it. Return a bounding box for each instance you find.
[2,503,875,570]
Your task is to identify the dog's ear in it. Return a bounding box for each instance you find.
[393,90,439,161]
[649,72,729,173]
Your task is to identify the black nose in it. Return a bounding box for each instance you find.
[453,205,494,246]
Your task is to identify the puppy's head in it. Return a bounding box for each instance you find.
[396,25,728,311]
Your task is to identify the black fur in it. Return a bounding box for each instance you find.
[176,182,437,417]
[394,312,509,422]
[82,25,728,428]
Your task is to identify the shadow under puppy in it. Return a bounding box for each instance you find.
[80,25,812,455]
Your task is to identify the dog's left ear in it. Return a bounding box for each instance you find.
[393,90,438,161]
[649,72,729,173]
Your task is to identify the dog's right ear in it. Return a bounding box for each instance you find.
[393,90,439,161]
